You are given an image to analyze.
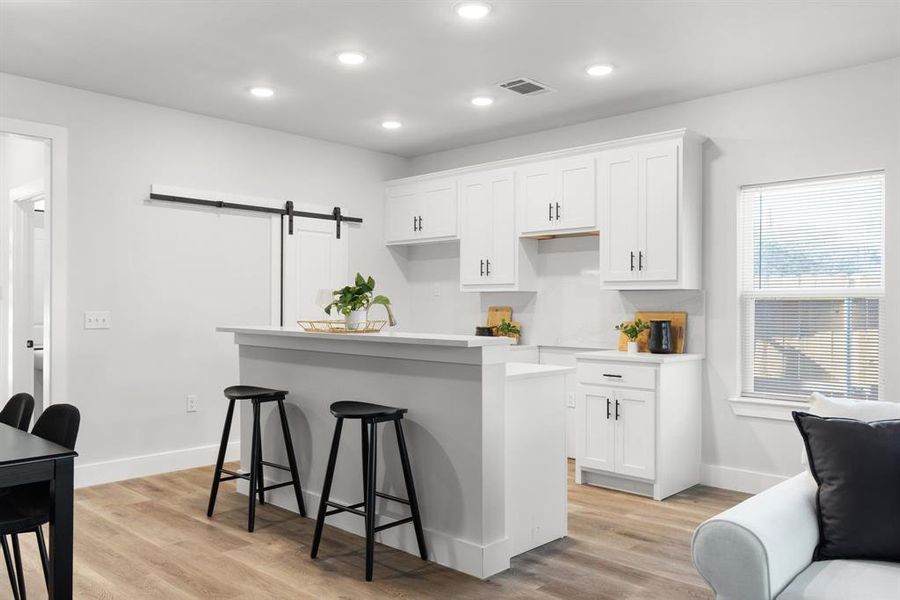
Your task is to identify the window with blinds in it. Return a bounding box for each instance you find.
[740,171,884,401]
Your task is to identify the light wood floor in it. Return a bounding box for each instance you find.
[9,462,746,599]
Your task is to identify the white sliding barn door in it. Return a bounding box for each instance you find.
[276,204,350,326]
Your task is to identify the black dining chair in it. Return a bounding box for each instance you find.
[0,394,34,432]
[0,404,80,600]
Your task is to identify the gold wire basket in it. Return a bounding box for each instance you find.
[297,319,387,334]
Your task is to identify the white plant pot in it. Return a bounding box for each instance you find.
[344,309,368,330]
[626,341,639,354]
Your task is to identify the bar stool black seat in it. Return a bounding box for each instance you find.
[207,385,306,532]
[310,400,427,581]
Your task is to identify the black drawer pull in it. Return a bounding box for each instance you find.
[602,373,622,378]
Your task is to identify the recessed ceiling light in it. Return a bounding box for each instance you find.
[337,51,367,65]
[381,120,402,130]
[586,64,614,77]
[455,1,492,19]
[471,96,494,106]
[249,86,275,98]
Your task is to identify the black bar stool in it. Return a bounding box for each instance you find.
[207,385,306,532]
[310,401,427,581]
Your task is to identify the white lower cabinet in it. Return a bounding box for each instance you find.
[575,351,702,500]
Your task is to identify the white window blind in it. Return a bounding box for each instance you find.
[740,171,884,401]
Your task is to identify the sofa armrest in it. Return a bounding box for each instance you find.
[692,473,818,600]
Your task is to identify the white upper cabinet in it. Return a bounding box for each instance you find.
[517,155,596,236]
[459,168,536,292]
[598,131,702,289]
[384,177,458,244]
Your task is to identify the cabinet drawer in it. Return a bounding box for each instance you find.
[577,361,656,390]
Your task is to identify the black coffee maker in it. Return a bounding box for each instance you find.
[648,320,674,354]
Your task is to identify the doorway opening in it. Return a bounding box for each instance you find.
[0,131,51,415]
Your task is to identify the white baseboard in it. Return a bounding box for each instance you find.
[237,479,511,579]
[75,440,239,489]
[700,463,788,494]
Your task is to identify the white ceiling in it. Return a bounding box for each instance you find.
[1,1,898,157]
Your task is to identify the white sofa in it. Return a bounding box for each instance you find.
[692,471,900,599]
[692,394,900,599]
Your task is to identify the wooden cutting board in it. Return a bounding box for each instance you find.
[617,311,687,353]
[487,306,513,328]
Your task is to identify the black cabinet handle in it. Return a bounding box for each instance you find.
[606,398,611,419]
[555,202,560,221]
[480,260,485,276]
[630,251,635,271]
[615,399,620,420]
[418,216,423,231]
[602,373,622,378]
[548,202,553,222]
[638,251,643,271]
[485,259,491,276]
[413,216,418,232]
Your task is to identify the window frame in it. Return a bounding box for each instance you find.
[735,170,886,403]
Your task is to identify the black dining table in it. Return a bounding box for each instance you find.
[0,422,77,599]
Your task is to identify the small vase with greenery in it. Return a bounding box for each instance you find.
[324,273,393,330]
[616,319,649,353]
[498,319,521,344]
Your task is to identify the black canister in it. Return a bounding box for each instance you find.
[648,320,674,354]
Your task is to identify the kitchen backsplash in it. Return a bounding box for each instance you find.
[404,235,706,353]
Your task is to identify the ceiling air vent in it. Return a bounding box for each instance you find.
[498,77,554,96]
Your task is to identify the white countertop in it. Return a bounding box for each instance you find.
[217,325,514,348]
[575,349,704,363]
[506,362,575,381]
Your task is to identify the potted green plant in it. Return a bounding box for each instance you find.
[497,319,521,344]
[616,319,649,354]
[324,273,392,329]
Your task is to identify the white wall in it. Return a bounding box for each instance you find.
[0,73,409,486]
[408,59,900,490]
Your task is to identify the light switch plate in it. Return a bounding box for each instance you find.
[186,394,198,413]
[84,311,111,329]
[567,392,576,408]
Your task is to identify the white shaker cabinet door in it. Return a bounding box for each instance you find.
[598,148,640,282]
[517,160,557,234]
[579,386,616,472]
[614,388,656,480]
[638,142,679,283]
[458,175,493,285]
[557,155,596,230]
[419,178,458,240]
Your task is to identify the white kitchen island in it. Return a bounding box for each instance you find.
[217,326,569,579]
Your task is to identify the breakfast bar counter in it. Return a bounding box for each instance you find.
[217,326,567,578]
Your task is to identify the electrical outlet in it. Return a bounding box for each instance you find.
[84,311,111,329]
[186,394,198,413]
[567,392,576,408]
[432,284,441,297]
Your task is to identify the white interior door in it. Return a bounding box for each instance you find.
[11,196,39,397]
[638,142,679,282]
[280,204,350,326]
[614,388,656,479]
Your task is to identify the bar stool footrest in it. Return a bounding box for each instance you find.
[375,491,410,505]
[260,480,297,493]
[374,516,415,533]
[260,460,291,472]
[324,500,367,518]
[219,469,251,481]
